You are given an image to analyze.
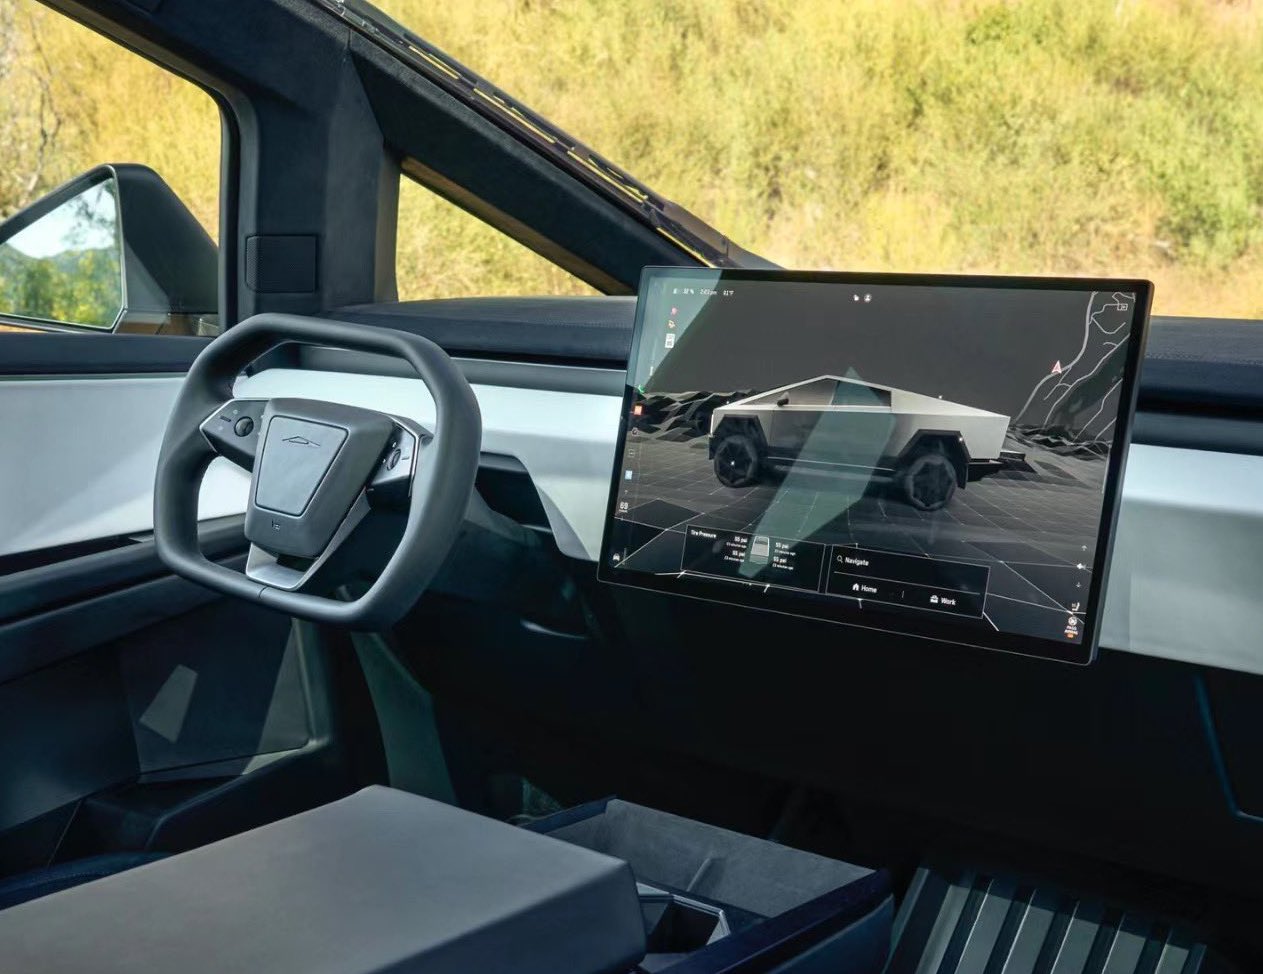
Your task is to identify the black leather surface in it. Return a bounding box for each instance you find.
[332,296,638,364]
[0,333,210,375]
[0,786,645,974]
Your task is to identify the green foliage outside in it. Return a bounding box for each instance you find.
[4,0,1262,319]
[0,243,121,327]
[390,0,1263,316]
[0,177,123,327]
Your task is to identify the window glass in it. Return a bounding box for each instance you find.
[0,0,220,332]
[396,175,596,299]
[376,0,1263,318]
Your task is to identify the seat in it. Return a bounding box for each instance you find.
[0,852,166,911]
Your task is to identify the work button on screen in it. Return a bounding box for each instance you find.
[902,586,985,617]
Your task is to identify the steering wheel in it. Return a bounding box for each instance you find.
[154,314,481,629]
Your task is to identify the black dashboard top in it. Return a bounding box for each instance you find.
[332,297,1260,415]
[1,294,1257,412]
[3,295,1260,458]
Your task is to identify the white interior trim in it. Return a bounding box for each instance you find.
[4,369,1259,677]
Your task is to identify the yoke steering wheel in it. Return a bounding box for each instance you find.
[154,314,481,629]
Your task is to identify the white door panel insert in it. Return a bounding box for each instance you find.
[0,375,247,557]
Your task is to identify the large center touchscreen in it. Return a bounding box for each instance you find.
[598,268,1150,663]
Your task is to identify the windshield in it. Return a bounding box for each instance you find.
[366,0,1262,320]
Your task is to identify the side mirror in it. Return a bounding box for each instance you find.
[776,394,791,407]
[0,165,218,335]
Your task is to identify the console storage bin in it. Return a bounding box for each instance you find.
[528,798,893,974]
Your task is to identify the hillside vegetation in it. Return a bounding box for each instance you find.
[5,0,1263,317]
[0,1,220,239]
[0,244,120,327]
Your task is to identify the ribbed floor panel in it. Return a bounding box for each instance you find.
[885,867,1216,974]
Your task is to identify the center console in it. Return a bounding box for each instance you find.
[0,787,645,974]
[0,786,892,974]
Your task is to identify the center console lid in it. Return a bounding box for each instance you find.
[0,786,645,974]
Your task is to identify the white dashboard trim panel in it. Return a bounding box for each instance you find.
[235,369,622,561]
[3,368,1259,677]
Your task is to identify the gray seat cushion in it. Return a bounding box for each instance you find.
[0,786,645,974]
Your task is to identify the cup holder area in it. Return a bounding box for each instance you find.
[641,889,728,955]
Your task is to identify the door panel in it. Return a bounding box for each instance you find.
[0,522,247,682]
[0,649,135,838]
[0,549,383,872]
[0,334,384,884]
[0,372,248,558]
[120,600,307,774]
[0,516,244,626]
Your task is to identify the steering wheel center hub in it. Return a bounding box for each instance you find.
[244,399,394,559]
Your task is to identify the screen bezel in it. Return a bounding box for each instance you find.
[597,266,1152,665]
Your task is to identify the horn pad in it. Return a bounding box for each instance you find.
[254,417,347,516]
[245,398,394,559]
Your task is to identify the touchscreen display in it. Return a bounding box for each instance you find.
[598,268,1150,663]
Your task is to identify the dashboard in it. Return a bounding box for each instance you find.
[2,300,1261,676]
[223,328,1263,901]
[227,363,1262,678]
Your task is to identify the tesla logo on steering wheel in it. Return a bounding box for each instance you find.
[282,435,320,447]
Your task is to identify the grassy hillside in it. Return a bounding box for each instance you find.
[388,0,1263,316]
[1,1,220,238]
[5,0,1262,318]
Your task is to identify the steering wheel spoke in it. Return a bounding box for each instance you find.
[200,398,268,470]
[366,421,431,510]
[245,492,372,591]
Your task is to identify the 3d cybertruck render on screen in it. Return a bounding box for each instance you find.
[708,375,1020,510]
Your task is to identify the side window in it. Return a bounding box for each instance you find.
[397,175,597,299]
[0,0,221,334]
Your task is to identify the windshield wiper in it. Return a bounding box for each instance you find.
[312,0,773,270]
